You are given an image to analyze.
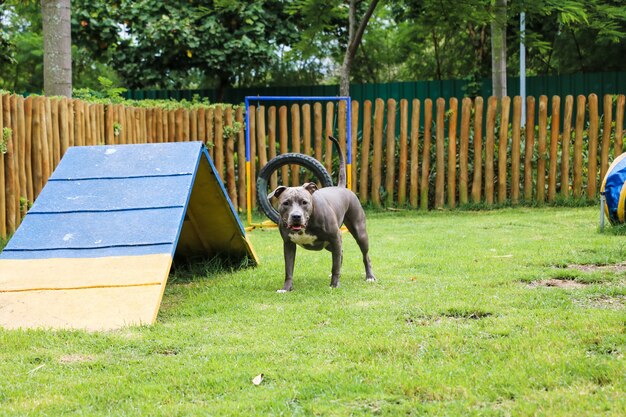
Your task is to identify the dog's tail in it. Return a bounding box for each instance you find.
[328,135,346,188]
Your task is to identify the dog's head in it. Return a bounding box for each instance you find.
[269,182,318,231]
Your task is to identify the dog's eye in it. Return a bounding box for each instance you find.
[301,200,308,205]
[282,201,290,206]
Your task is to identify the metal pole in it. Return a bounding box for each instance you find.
[520,11,526,127]
[245,97,252,226]
[347,98,352,189]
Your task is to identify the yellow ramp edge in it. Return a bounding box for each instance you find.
[0,254,173,331]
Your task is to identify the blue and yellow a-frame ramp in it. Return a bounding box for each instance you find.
[0,142,257,331]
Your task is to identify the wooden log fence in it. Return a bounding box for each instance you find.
[1,92,625,238]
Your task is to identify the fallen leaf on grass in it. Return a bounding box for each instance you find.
[252,373,264,385]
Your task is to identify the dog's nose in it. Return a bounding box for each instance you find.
[291,213,302,222]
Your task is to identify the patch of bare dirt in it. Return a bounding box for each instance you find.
[528,279,587,289]
[566,262,626,273]
[580,295,626,310]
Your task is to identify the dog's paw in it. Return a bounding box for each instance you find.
[276,289,290,293]
[366,276,377,282]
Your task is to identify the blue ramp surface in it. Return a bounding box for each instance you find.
[0,142,257,331]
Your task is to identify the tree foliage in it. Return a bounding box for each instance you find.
[1,0,625,95]
[72,0,298,96]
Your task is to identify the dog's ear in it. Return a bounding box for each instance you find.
[268,186,287,200]
[302,182,318,195]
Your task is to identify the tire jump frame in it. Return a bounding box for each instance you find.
[245,96,352,228]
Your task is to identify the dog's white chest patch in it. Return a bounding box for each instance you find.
[288,231,319,247]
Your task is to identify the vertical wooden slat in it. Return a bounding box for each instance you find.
[67,100,75,147]
[371,98,384,208]
[385,99,397,207]
[459,99,471,205]
[4,95,16,234]
[523,96,536,201]
[96,104,103,145]
[32,97,44,200]
[190,108,198,142]
[314,102,323,162]
[214,106,224,179]
[614,95,625,157]
[421,99,433,210]
[115,104,124,144]
[350,100,359,193]
[182,108,190,142]
[484,96,497,205]
[338,100,347,158]
[435,98,445,209]
[224,106,237,209]
[302,103,312,157]
[256,106,268,176]
[197,108,206,144]
[548,96,561,202]
[587,94,599,200]
[104,104,114,145]
[0,94,5,238]
[573,95,586,198]
[145,108,153,143]
[174,108,183,142]
[44,98,54,170]
[600,94,613,181]
[498,96,510,204]
[290,104,301,186]
[167,109,175,144]
[9,95,20,225]
[360,100,372,204]
[398,99,408,206]
[139,107,145,143]
[447,98,458,208]
[300,103,311,183]
[324,102,334,173]
[267,106,278,190]
[236,107,246,211]
[279,106,289,182]
[74,100,83,146]
[90,104,98,146]
[409,99,420,209]
[24,96,34,203]
[17,96,27,219]
[471,97,484,204]
[561,96,574,198]
[206,108,214,157]
[536,96,548,203]
[126,107,134,145]
[40,98,51,191]
[156,108,164,143]
[511,96,522,204]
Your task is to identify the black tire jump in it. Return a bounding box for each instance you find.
[256,153,334,224]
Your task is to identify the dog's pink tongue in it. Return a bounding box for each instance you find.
[290,225,302,231]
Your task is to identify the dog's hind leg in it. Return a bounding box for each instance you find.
[344,210,376,282]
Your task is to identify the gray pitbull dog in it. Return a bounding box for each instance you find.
[268,136,376,292]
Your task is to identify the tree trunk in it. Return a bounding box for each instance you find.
[491,0,507,98]
[41,0,72,97]
[339,0,380,97]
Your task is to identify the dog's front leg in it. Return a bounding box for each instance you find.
[279,240,297,292]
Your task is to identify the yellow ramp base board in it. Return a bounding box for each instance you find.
[0,254,172,291]
[0,285,164,331]
[0,254,172,331]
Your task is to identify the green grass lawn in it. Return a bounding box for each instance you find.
[1,207,625,416]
